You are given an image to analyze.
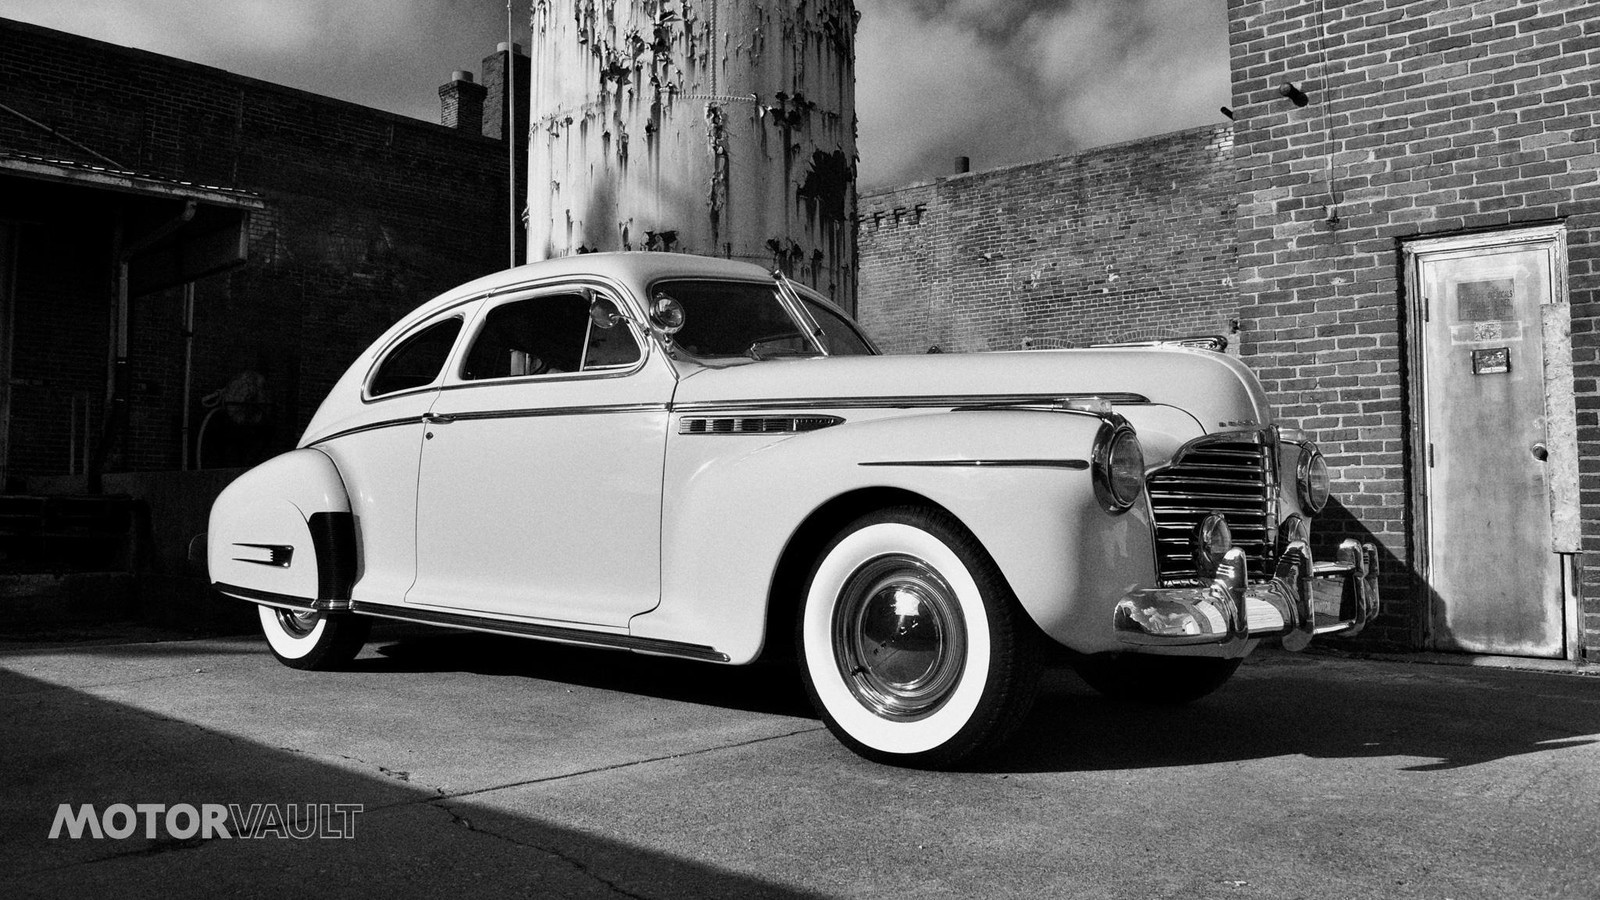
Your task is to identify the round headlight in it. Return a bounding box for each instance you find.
[1093,424,1145,513]
[1297,445,1329,514]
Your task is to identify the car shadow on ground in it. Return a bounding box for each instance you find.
[982,653,1600,775]
[358,627,817,719]
[355,628,1600,776]
[0,665,832,899]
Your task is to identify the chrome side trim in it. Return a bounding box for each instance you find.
[672,392,1150,414]
[859,458,1089,470]
[307,415,425,447]
[680,415,842,435]
[348,602,730,663]
[310,403,668,447]
[440,402,669,423]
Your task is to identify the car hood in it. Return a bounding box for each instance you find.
[672,347,1274,443]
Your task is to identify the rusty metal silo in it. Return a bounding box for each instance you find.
[528,0,858,307]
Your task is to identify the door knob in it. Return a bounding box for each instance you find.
[1531,442,1549,461]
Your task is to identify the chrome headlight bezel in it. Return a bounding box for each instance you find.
[1092,421,1145,514]
[1296,442,1330,514]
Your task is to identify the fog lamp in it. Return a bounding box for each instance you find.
[1193,513,1231,577]
[650,292,686,334]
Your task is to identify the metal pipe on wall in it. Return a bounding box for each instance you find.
[180,281,195,470]
[507,0,518,268]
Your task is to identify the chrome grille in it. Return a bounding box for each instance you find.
[1146,433,1277,585]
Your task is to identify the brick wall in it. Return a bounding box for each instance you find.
[857,125,1238,355]
[0,18,509,475]
[1229,0,1600,653]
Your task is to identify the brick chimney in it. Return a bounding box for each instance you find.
[481,43,530,141]
[439,70,486,133]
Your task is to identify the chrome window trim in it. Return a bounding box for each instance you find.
[771,268,830,357]
[793,284,881,355]
[452,282,649,385]
[362,313,467,402]
[644,274,822,361]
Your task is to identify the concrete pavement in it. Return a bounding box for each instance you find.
[3,626,1599,899]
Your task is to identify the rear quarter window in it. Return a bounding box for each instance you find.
[368,317,463,397]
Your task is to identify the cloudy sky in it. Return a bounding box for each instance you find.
[4,0,1232,189]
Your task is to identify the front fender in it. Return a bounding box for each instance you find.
[207,448,355,608]
[635,409,1159,662]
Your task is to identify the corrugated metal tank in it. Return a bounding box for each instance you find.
[528,0,858,307]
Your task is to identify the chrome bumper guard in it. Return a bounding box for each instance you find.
[1113,539,1380,654]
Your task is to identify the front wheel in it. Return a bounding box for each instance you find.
[258,606,370,671]
[1071,653,1242,705]
[798,507,1041,768]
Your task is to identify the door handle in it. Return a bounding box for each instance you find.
[1531,442,1548,461]
[422,412,456,425]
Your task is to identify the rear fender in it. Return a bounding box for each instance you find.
[207,449,355,609]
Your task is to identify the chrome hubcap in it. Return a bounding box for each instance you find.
[833,555,966,721]
[276,608,320,638]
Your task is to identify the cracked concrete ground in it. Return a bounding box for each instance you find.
[3,624,1600,899]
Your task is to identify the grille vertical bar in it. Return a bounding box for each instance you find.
[1145,432,1276,585]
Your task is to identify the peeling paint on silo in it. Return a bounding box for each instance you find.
[527,0,858,308]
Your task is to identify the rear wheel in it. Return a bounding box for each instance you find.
[258,606,370,671]
[798,507,1041,768]
[1071,653,1242,705]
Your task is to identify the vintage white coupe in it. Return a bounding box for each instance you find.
[209,252,1379,767]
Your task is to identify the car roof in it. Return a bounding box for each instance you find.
[422,252,778,312]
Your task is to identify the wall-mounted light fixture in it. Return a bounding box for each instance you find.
[1279,82,1310,107]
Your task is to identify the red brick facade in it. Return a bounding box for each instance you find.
[857,125,1238,355]
[1230,0,1600,655]
[0,18,510,477]
[858,1,1598,659]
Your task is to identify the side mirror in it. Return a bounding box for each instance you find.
[649,291,686,335]
[589,296,624,330]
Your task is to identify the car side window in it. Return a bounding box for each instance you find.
[461,292,640,381]
[368,316,463,397]
[803,299,876,356]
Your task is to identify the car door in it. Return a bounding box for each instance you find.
[318,311,467,607]
[405,284,672,627]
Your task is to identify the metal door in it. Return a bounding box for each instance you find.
[1410,227,1571,657]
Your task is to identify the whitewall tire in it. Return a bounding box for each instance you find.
[798,507,1041,768]
[258,605,370,671]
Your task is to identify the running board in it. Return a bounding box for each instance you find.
[348,601,731,663]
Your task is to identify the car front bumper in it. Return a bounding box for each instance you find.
[1112,538,1381,654]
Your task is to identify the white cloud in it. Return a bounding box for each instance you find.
[5,0,1230,188]
[855,4,1046,187]
[855,0,1230,187]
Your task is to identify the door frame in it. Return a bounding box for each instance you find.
[1403,222,1578,659]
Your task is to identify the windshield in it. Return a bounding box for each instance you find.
[651,278,875,360]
